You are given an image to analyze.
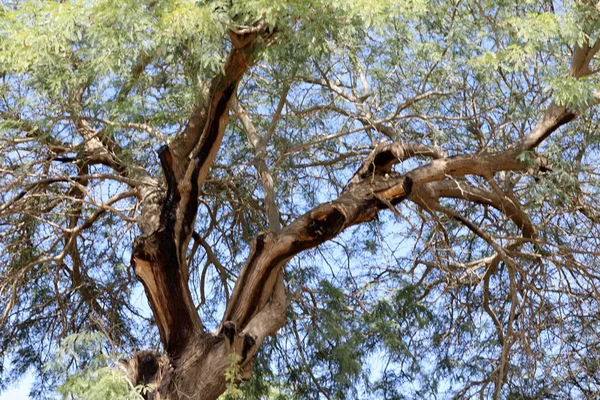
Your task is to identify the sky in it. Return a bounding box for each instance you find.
[1,372,32,400]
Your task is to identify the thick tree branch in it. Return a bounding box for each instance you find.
[346,142,445,188]
[223,88,581,342]
[423,180,536,239]
[169,29,274,182]
[513,102,576,151]
[571,0,600,79]
[130,28,273,360]
[131,146,204,356]
[223,171,414,329]
[124,11,599,399]
[225,146,531,331]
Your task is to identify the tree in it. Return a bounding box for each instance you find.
[1,0,600,399]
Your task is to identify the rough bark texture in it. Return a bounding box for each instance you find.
[121,21,597,400]
[128,27,279,399]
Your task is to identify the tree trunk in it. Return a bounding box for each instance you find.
[120,24,585,400]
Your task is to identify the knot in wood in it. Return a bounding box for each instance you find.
[307,207,346,239]
[132,234,160,263]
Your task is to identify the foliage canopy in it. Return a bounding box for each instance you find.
[1,0,600,399]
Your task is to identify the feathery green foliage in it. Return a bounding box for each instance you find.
[2,0,600,399]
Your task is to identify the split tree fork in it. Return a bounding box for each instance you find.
[119,21,599,400]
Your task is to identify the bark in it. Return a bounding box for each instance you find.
[120,18,599,400]
[127,141,553,399]
[127,27,281,400]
